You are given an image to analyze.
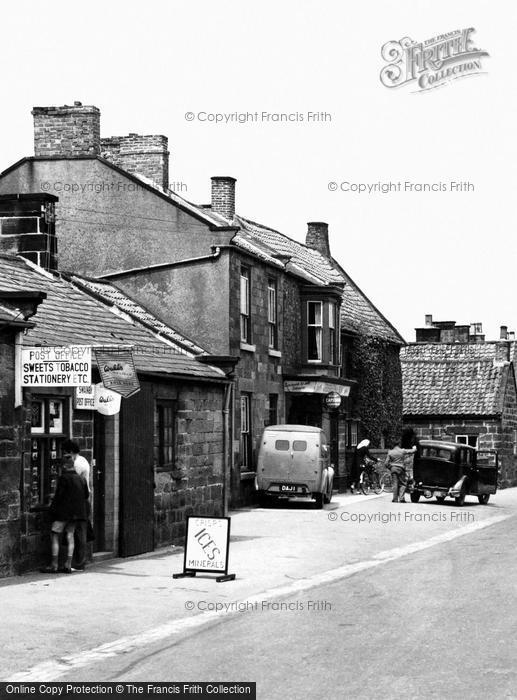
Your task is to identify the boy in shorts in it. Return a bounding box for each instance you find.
[40,456,89,574]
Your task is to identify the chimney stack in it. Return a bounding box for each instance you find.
[211,177,236,221]
[0,193,58,272]
[306,222,331,258]
[101,133,170,191]
[32,102,100,157]
[500,325,508,340]
[425,314,433,326]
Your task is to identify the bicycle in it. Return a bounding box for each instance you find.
[358,459,383,495]
[379,469,392,493]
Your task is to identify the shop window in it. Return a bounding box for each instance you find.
[456,435,478,448]
[240,267,251,343]
[307,301,322,361]
[240,393,252,468]
[157,401,177,470]
[30,396,68,507]
[268,279,278,349]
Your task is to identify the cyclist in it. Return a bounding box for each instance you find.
[350,439,377,493]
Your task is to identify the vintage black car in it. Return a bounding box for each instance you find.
[411,440,498,506]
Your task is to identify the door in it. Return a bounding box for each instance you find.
[92,412,105,552]
[119,381,155,557]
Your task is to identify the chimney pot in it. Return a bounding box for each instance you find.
[211,176,236,221]
[425,314,433,326]
[500,325,508,340]
[306,222,331,258]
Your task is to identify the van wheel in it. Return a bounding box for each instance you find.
[257,491,268,507]
[478,494,490,505]
[314,493,324,509]
[436,495,446,503]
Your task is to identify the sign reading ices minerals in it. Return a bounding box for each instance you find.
[380,28,489,92]
[21,346,91,386]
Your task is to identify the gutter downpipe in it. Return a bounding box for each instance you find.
[222,379,233,517]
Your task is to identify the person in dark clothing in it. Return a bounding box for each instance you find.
[350,439,376,493]
[40,457,89,574]
[401,428,421,494]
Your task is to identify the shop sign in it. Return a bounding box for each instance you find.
[284,380,350,397]
[324,391,342,409]
[21,346,91,387]
[173,516,235,583]
[94,348,140,398]
[94,383,122,415]
[75,385,95,410]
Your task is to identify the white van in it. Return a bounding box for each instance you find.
[255,425,334,508]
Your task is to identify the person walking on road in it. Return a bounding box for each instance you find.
[384,441,416,503]
[62,439,91,571]
[40,455,89,574]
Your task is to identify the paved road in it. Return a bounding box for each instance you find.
[15,489,516,699]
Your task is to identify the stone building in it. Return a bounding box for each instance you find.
[0,102,404,502]
[0,193,230,577]
[401,316,517,487]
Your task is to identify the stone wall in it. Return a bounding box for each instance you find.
[152,381,225,546]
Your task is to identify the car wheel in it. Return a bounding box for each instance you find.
[410,490,421,503]
[478,494,490,505]
[436,495,446,503]
[257,491,269,507]
[314,492,324,509]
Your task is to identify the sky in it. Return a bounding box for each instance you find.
[0,0,514,342]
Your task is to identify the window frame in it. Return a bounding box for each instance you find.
[29,395,69,507]
[307,300,323,362]
[157,400,177,471]
[240,393,252,468]
[267,278,278,349]
[455,434,478,448]
[240,266,251,343]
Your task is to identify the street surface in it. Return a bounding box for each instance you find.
[3,489,517,699]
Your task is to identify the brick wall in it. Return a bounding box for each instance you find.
[32,103,100,157]
[101,134,169,191]
[152,381,225,546]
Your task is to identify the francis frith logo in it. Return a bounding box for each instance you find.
[380,28,489,92]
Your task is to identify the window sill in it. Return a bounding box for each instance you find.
[240,342,256,353]
[268,349,282,358]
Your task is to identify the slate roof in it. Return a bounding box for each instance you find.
[401,343,511,416]
[0,255,225,381]
[67,274,206,355]
[235,216,404,343]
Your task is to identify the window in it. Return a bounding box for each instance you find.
[240,393,252,468]
[240,267,251,343]
[456,435,478,448]
[293,440,307,451]
[307,301,322,361]
[157,401,176,470]
[329,302,337,364]
[268,279,277,349]
[347,421,358,448]
[275,440,290,451]
[268,394,278,427]
[30,396,68,506]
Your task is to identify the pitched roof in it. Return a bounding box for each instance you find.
[0,254,225,381]
[401,343,512,416]
[67,274,206,355]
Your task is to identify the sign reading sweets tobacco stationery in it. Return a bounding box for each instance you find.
[21,346,91,386]
[94,348,140,398]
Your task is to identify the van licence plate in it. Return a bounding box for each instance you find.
[280,484,297,492]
